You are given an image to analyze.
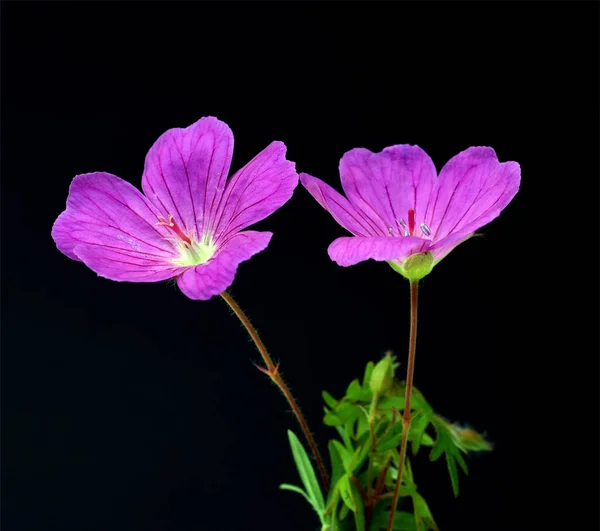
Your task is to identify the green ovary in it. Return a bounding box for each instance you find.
[172,237,216,267]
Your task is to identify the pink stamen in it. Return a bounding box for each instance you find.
[408,208,416,236]
[156,214,192,245]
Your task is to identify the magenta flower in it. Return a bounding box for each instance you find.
[52,117,298,299]
[300,145,520,280]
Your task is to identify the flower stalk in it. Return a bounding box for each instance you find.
[387,280,419,531]
[220,290,330,491]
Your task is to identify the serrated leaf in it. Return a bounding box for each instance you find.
[287,430,325,514]
[323,390,338,409]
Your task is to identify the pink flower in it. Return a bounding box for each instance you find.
[300,145,520,280]
[52,117,298,299]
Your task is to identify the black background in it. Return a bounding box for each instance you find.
[2,3,598,531]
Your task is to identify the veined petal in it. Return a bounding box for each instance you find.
[51,172,178,263]
[339,145,437,237]
[328,236,430,267]
[142,116,234,241]
[428,230,475,263]
[177,231,272,300]
[73,244,185,282]
[300,173,376,236]
[425,147,520,242]
[212,142,297,244]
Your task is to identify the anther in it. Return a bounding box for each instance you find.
[420,223,431,236]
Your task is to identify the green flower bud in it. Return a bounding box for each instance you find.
[387,251,434,281]
[370,352,396,396]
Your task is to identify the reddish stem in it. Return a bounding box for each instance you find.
[220,291,330,491]
[386,280,419,531]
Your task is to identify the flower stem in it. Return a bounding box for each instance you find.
[386,280,419,531]
[220,291,330,491]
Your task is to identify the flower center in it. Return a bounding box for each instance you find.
[156,214,216,267]
[388,208,432,238]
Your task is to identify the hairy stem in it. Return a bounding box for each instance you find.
[220,291,330,491]
[386,280,419,531]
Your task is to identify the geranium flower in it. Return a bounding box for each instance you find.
[300,145,520,280]
[52,117,298,299]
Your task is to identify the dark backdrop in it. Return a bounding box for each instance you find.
[2,3,598,531]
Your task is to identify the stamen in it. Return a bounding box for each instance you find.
[420,223,431,236]
[408,209,416,236]
[388,227,394,234]
[156,214,192,245]
[403,230,409,237]
[397,218,407,229]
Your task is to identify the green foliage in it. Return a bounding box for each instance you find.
[429,417,470,497]
[280,430,326,526]
[288,356,492,530]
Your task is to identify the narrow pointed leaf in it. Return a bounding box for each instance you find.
[287,430,325,513]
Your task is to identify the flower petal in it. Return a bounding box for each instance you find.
[177,231,272,300]
[211,142,297,243]
[300,173,377,237]
[328,236,430,267]
[425,147,520,241]
[51,172,178,263]
[73,244,184,282]
[142,116,234,241]
[339,145,437,237]
[428,230,475,263]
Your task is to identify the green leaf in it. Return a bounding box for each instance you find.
[377,420,405,453]
[339,501,350,521]
[410,410,433,455]
[279,483,312,506]
[412,492,438,531]
[332,440,353,471]
[323,390,338,409]
[429,417,469,497]
[328,440,345,491]
[345,379,364,401]
[349,479,365,530]
[335,425,354,452]
[324,402,361,426]
[339,474,356,512]
[287,430,325,514]
[379,396,405,412]
[446,454,459,497]
[368,505,416,531]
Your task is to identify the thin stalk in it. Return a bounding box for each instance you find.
[386,280,419,531]
[220,291,330,491]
